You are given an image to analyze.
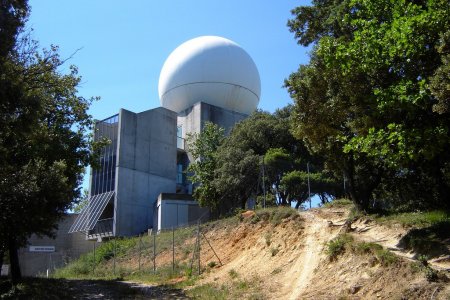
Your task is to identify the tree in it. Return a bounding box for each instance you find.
[286,0,450,212]
[186,122,225,216]
[264,148,293,206]
[0,1,98,283]
[213,111,298,211]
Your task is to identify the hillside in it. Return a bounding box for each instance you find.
[48,205,450,299]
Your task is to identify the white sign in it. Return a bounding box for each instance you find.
[1,265,9,276]
[29,246,55,252]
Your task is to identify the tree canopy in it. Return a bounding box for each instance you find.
[286,0,450,212]
[0,0,98,282]
[187,110,342,215]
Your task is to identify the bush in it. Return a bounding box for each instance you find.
[324,198,353,208]
[326,234,353,260]
[374,248,397,266]
[228,269,239,279]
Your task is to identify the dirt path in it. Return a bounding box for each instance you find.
[284,210,341,300]
[65,279,189,299]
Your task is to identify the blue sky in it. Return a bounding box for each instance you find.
[27,0,313,194]
[27,1,311,120]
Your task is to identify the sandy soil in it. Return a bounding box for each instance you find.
[194,207,450,299]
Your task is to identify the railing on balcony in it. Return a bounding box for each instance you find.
[88,218,113,239]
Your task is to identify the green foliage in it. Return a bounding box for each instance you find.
[373,248,398,267]
[286,0,450,212]
[326,234,354,260]
[187,283,229,300]
[187,122,225,215]
[228,269,239,279]
[326,234,398,266]
[324,198,353,208]
[397,221,450,259]
[0,1,100,282]
[187,278,266,300]
[412,255,439,282]
[374,210,450,228]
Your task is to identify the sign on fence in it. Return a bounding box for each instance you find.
[29,246,55,252]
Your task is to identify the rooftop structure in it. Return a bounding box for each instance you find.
[159,36,261,115]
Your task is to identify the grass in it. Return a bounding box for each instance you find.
[323,198,353,208]
[372,210,450,260]
[186,277,265,300]
[325,234,354,260]
[374,210,450,228]
[325,234,398,266]
[246,206,301,226]
[53,226,197,280]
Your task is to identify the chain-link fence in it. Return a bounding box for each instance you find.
[54,221,223,278]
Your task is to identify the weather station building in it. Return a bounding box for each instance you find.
[69,35,261,239]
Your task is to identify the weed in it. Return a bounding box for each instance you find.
[324,198,353,208]
[326,234,353,260]
[414,255,439,282]
[228,269,239,279]
[374,210,450,228]
[270,207,297,226]
[237,280,249,290]
[186,283,228,300]
[207,261,217,268]
[374,248,397,266]
[272,267,282,274]
[348,207,364,222]
[353,242,382,255]
[250,214,260,224]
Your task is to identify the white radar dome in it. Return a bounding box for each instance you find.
[158,36,261,115]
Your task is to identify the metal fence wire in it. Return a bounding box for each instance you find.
[82,220,221,278]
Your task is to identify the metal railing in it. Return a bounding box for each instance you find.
[88,218,113,238]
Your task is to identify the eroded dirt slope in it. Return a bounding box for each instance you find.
[194,207,449,299]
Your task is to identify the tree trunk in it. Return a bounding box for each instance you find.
[8,237,21,284]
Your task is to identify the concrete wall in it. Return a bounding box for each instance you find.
[177,101,248,139]
[18,215,100,277]
[155,193,210,231]
[114,107,177,236]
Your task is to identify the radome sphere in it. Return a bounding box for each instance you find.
[158,36,261,115]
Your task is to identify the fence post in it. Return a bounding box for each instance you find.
[153,231,156,273]
[197,222,201,275]
[139,234,142,272]
[93,242,96,275]
[172,227,175,272]
[113,238,116,275]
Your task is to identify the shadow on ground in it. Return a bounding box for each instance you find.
[0,277,190,299]
[397,221,450,259]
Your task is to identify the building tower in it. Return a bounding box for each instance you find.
[70,36,260,238]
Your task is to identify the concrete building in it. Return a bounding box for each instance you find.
[70,35,261,238]
[18,215,100,276]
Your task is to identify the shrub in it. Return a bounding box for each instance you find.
[324,198,353,208]
[374,248,397,266]
[325,234,353,260]
[228,269,239,279]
